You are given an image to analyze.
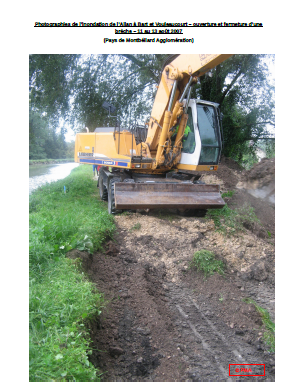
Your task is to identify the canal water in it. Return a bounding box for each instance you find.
[29,163,79,194]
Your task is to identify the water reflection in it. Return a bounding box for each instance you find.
[29,163,79,194]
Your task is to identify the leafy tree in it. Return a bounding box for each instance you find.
[68,54,170,130]
[29,109,48,160]
[65,141,75,158]
[193,54,275,160]
[30,54,80,159]
[29,54,275,162]
[258,138,275,159]
[30,54,79,123]
[29,105,74,160]
[70,55,110,131]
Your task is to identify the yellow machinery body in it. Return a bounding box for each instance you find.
[75,129,221,173]
[75,54,232,213]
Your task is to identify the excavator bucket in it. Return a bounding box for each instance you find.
[114,182,225,210]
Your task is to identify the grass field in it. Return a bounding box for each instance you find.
[29,165,115,381]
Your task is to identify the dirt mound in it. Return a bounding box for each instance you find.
[200,157,243,193]
[221,156,245,172]
[239,159,275,204]
[199,157,275,238]
[244,158,275,185]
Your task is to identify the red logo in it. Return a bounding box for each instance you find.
[229,364,265,376]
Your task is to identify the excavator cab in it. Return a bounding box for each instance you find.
[178,99,222,168]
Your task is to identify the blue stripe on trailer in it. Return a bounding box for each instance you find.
[79,158,128,167]
[79,159,96,163]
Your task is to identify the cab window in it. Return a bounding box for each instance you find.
[182,107,196,154]
[197,105,220,164]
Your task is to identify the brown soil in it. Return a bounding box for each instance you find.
[68,157,275,382]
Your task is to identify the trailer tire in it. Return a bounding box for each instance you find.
[99,174,108,201]
[108,178,122,215]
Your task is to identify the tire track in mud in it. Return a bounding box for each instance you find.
[166,283,273,381]
[175,303,233,382]
[76,212,275,382]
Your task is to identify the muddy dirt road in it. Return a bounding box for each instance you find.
[68,158,275,382]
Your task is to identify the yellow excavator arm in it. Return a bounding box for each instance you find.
[143,54,232,168]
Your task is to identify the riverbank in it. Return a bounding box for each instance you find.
[29,165,115,382]
[29,158,75,165]
[29,163,79,195]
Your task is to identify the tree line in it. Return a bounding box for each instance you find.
[29,108,75,160]
[29,54,275,162]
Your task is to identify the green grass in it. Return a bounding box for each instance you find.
[189,249,225,278]
[130,222,141,231]
[206,203,261,236]
[29,165,116,381]
[221,190,235,198]
[29,158,75,165]
[243,298,275,352]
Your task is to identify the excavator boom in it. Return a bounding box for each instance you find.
[146,54,232,152]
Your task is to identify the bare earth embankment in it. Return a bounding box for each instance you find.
[67,157,275,382]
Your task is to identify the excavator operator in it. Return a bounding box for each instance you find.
[171,117,195,154]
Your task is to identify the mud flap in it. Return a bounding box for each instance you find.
[114,182,225,210]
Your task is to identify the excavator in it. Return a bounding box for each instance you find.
[75,54,232,214]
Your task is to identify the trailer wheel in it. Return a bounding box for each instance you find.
[108,178,122,215]
[99,174,108,201]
